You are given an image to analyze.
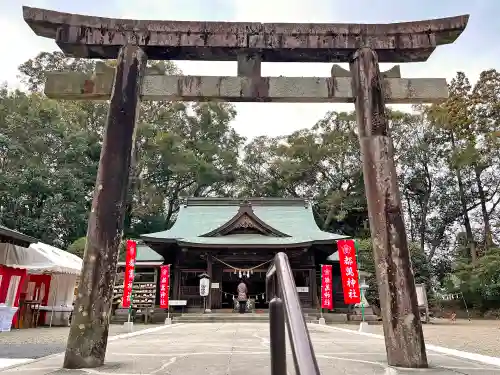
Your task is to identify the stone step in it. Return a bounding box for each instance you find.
[173,312,320,324]
[173,315,319,324]
[348,314,380,322]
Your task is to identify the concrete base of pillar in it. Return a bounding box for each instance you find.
[164,318,172,325]
[123,321,134,332]
[358,322,369,332]
[384,368,399,375]
[318,317,326,325]
[205,309,212,313]
[383,366,430,374]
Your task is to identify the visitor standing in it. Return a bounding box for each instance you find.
[237,279,248,314]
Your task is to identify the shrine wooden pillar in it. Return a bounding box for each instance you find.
[206,253,213,311]
[172,254,181,300]
[309,252,317,308]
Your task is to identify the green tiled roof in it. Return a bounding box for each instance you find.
[136,244,164,262]
[141,198,346,246]
[327,252,340,261]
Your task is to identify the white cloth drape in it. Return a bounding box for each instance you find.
[0,241,82,326]
[0,242,82,274]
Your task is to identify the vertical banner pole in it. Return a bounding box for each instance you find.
[167,289,170,321]
[319,264,324,320]
[168,264,171,319]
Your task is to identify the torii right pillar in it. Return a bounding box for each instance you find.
[347,16,469,368]
[350,47,427,367]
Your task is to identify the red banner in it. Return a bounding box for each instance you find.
[321,264,333,309]
[337,239,361,304]
[159,265,170,309]
[122,240,137,308]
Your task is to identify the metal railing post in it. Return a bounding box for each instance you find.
[269,297,287,375]
[266,252,322,375]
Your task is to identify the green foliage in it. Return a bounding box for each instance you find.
[67,236,127,262]
[67,237,86,258]
[0,52,243,246]
[355,239,431,307]
[1,52,500,313]
[452,247,500,310]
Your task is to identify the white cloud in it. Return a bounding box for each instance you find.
[0,0,55,89]
[0,0,496,140]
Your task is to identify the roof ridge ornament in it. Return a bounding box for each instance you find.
[238,200,252,212]
[201,203,291,238]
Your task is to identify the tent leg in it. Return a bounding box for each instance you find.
[50,280,58,327]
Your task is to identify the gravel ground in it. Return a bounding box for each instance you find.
[335,318,500,357]
[0,324,154,359]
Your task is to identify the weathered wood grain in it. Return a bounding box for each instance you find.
[23,6,468,62]
[63,44,147,369]
[349,47,428,368]
[44,69,448,104]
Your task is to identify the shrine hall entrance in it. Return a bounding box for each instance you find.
[220,269,268,309]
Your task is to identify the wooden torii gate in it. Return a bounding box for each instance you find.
[23,7,468,370]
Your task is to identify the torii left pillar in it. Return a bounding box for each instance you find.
[63,45,147,369]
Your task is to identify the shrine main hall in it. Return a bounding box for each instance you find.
[141,197,347,310]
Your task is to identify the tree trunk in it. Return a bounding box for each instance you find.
[123,140,140,237]
[419,195,430,254]
[449,132,476,263]
[349,47,427,368]
[474,165,492,249]
[63,45,147,369]
[419,165,432,253]
[405,192,415,242]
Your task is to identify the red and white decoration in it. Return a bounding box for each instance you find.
[321,264,333,310]
[122,240,137,308]
[159,265,170,309]
[337,239,361,304]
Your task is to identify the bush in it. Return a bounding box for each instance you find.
[356,238,431,310]
[67,236,127,261]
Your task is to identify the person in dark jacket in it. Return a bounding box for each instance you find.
[237,279,248,314]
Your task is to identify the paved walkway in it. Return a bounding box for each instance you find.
[0,325,153,362]
[1,323,499,374]
[336,319,500,357]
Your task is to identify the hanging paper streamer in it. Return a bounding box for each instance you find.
[337,239,361,304]
[321,264,333,310]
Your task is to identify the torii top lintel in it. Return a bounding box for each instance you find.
[23,6,468,63]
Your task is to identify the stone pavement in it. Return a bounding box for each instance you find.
[1,323,499,375]
[0,325,154,360]
[335,319,500,357]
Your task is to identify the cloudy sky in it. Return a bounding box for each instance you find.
[1,0,498,139]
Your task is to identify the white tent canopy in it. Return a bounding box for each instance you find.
[0,242,82,275]
[0,242,83,326]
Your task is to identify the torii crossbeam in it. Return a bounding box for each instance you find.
[45,62,448,103]
[23,6,469,370]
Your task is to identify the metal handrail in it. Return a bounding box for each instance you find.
[266,252,321,375]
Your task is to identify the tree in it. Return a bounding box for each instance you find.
[1,51,242,248]
[0,89,98,246]
[356,238,431,309]
[68,236,126,261]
